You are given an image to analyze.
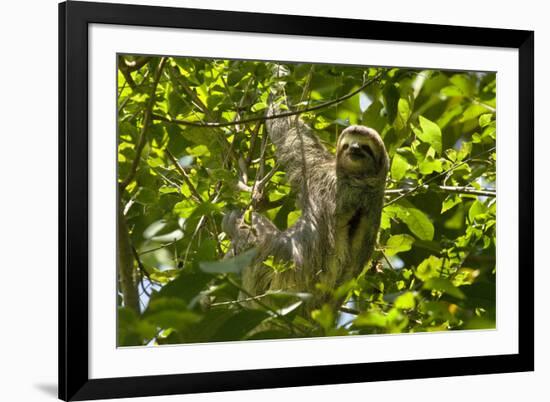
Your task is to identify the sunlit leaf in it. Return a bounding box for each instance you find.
[394,291,416,310]
[387,204,435,241]
[311,304,335,331]
[415,255,442,281]
[414,116,442,154]
[391,153,410,181]
[441,195,461,213]
[385,234,415,256]
[354,311,387,328]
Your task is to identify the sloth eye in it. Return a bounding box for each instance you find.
[342,144,349,151]
[361,144,376,159]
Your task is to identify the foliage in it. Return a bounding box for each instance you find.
[117,55,496,346]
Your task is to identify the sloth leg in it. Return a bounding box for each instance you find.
[222,210,282,255]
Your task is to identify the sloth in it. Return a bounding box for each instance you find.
[223,103,389,308]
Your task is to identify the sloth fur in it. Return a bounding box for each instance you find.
[223,104,389,307]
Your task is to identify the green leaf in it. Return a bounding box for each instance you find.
[415,255,442,281]
[395,98,411,130]
[311,304,335,331]
[385,234,415,256]
[479,113,493,128]
[383,83,400,123]
[363,100,387,133]
[144,298,201,329]
[251,102,267,112]
[173,199,196,218]
[354,311,387,328]
[441,195,461,213]
[130,93,149,103]
[452,268,480,287]
[246,329,292,340]
[423,277,465,299]
[440,85,464,97]
[211,309,270,341]
[414,116,442,155]
[136,188,158,205]
[457,141,472,161]
[418,155,443,175]
[405,208,434,241]
[287,210,301,227]
[167,85,189,116]
[187,145,210,157]
[380,209,392,230]
[391,153,410,181]
[468,200,488,223]
[155,271,212,305]
[388,204,434,241]
[394,292,416,310]
[461,104,488,122]
[199,248,258,274]
[449,74,474,97]
[118,307,156,346]
[227,70,245,86]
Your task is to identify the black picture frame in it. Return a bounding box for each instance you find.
[59,1,534,400]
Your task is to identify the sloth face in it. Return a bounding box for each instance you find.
[336,125,388,178]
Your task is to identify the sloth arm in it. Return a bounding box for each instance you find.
[266,106,334,194]
[223,210,308,265]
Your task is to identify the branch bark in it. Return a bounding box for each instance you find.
[117,201,140,313]
[117,58,166,313]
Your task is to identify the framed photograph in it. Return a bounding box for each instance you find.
[59,1,534,400]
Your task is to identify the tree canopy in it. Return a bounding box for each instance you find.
[117,55,496,346]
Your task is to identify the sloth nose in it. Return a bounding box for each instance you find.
[350,143,361,150]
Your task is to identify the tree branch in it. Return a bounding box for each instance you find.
[117,58,166,313]
[117,202,140,313]
[122,56,152,72]
[151,72,383,128]
[385,185,495,198]
[119,57,167,191]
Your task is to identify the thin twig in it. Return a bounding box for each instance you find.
[385,185,495,198]
[210,291,273,307]
[139,239,180,256]
[224,275,305,336]
[384,146,496,207]
[180,187,224,269]
[339,306,360,315]
[165,149,203,203]
[169,65,212,117]
[380,250,395,270]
